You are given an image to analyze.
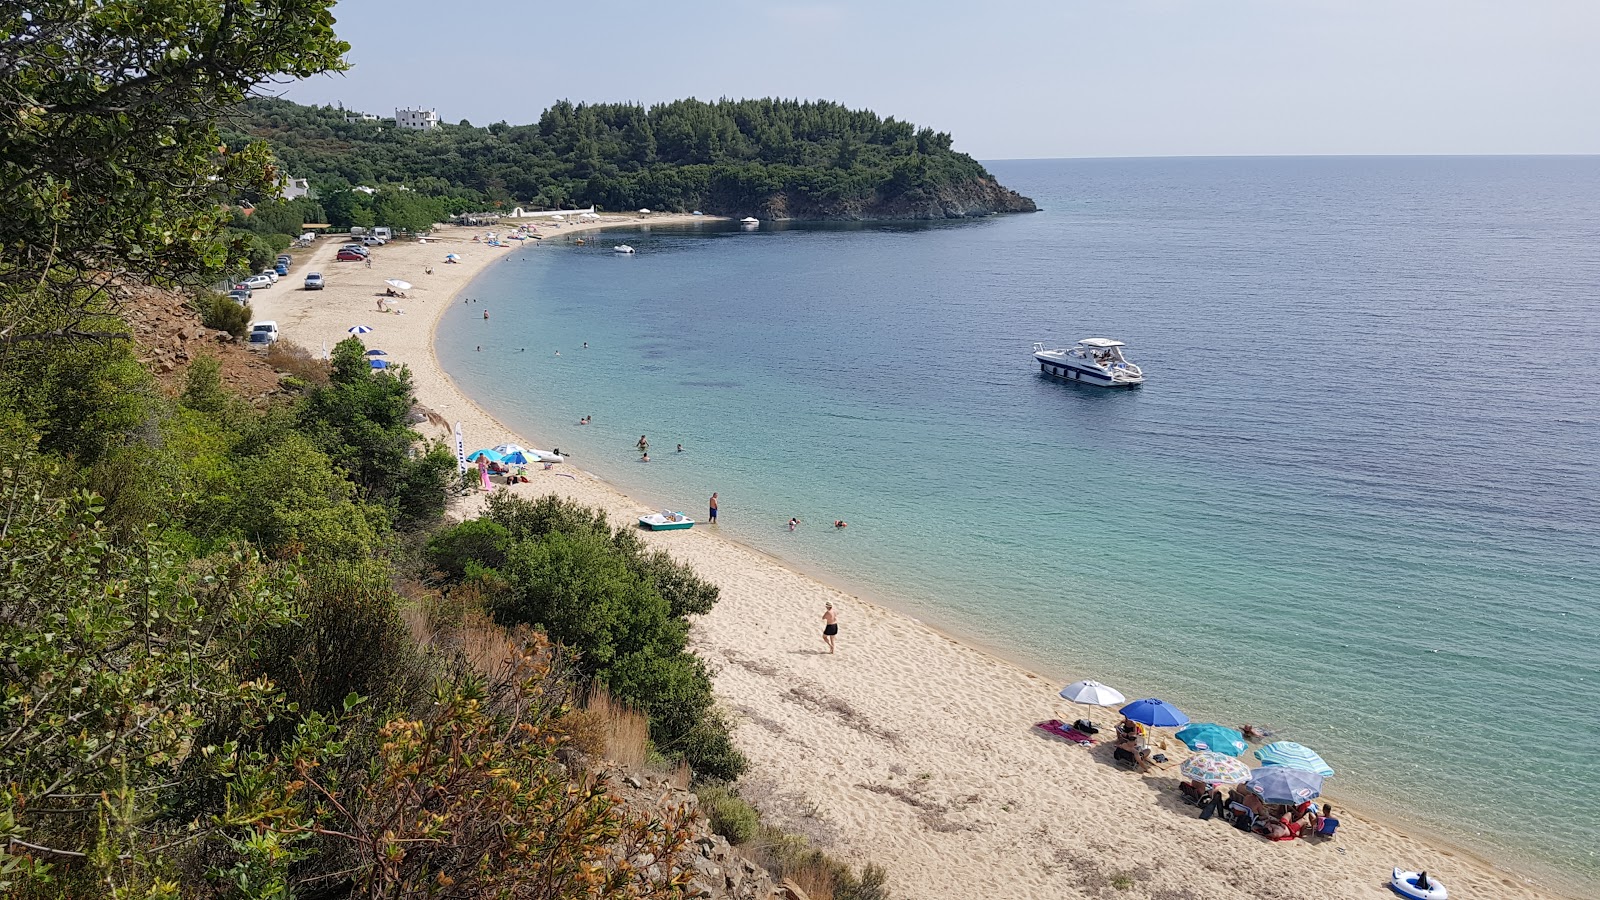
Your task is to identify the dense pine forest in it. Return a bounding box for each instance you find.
[228,97,1036,220]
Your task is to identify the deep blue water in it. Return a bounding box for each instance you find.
[438,157,1600,887]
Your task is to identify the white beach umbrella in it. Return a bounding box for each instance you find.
[490,443,528,457]
[638,208,651,214]
[1059,680,1127,731]
[385,278,412,292]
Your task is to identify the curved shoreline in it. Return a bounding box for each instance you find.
[258,222,1581,900]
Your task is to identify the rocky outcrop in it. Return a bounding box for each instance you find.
[756,176,1037,222]
[122,283,286,399]
[603,765,782,900]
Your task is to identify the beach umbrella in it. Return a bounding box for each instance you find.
[385,278,413,292]
[465,449,504,463]
[1180,752,1254,786]
[1255,742,1335,777]
[347,325,373,334]
[445,253,461,261]
[1058,680,1125,730]
[1176,724,1249,757]
[1245,765,1324,806]
[369,359,388,370]
[500,450,531,465]
[490,443,527,457]
[1119,698,1190,729]
[365,349,387,356]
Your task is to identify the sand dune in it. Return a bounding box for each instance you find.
[253,221,1575,900]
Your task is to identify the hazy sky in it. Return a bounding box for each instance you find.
[281,0,1600,159]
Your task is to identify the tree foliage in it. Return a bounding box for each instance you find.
[0,0,349,350]
[227,96,1027,220]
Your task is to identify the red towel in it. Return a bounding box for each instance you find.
[1034,719,1096,746]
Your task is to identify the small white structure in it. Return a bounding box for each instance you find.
[344,111,380,124]
[352,185,377,195]
[395,107,440,131]
[638,208,652,215]
[280,177,312,201]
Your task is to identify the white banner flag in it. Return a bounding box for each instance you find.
[453,422,467,474]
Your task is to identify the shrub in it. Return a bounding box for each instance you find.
[265,340,330,385]
[427,518,513,579]
[195,289,251,337]
[695,785,759,845]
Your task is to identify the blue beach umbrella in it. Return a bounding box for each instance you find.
[500,450,531,465]
[365,349,387,356]
[1255,742,1335,777]
[1119,698,1190,729]
[1175,724,1249,757]
[1245,765,1324,806]
[465,449,504,463]
[369,359,388,370]
[347,324,374,334]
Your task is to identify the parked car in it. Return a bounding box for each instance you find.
[276,254,293,265]
[362,236,387,246]
[304,272,325,290]
[227,289,252,305]
[274,262,289,276]
[335,249,365,262]
[247,322,279,351]
[340,243,370,257]
[238,274,272,290]
[258,269,279,283]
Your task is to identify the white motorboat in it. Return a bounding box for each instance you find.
[1031,338,1144,387]
[613,245,635,255]
[740,217,759,225]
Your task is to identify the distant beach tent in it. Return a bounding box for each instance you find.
[579,212,600,220]
[385,278,412,292]
[1119,698,1190,729]
[1255,742,1335,777]
[1059,679,1126,730]
[347,325,374,335]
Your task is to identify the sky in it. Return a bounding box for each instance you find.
[281,0,1600,159]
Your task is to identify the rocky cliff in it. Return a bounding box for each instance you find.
[756,176,1038,221]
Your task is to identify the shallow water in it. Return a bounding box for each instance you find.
[438,156,1600,888]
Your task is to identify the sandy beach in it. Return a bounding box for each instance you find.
[253,221,1575,900]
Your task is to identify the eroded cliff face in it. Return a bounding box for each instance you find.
[754,176,1038,221]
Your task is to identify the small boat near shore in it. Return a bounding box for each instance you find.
[613,244,635,255]
[640,511,695,531]
[1391,868,1447,900]
[1032,338,1144,387]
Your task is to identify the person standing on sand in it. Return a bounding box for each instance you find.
[821,602,838,654]
[708,493,718,523]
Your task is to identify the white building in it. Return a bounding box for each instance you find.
[280,177,312,201]
[344,111,380,124]
[395,107,440,131]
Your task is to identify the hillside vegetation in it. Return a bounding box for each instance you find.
[229,97,1037,220]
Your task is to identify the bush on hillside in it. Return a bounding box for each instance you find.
[196,290,252,337]
[695,785,760,845]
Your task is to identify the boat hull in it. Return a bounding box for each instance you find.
[1034,354,1143,387]
[639,515,694,531]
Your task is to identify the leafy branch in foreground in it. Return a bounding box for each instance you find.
[0,0,349,349]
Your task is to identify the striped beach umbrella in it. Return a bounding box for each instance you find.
[347,324,374,334]
[1180,752,1253,786]
[1176,723,1250,757]
[1254,741,1335,777]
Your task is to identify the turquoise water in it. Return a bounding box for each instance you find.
[438,157,1600,888]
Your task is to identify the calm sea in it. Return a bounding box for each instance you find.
[438,157,1600,888]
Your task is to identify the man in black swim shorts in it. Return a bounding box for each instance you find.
[822,602,838,654]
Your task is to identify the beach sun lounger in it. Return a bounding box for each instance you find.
[1034,719,1097,746]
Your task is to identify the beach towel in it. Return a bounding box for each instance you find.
[1034,719,1096,746]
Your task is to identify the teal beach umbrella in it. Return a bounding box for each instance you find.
[1175,724,1249,757]
[1254,741,1335,777]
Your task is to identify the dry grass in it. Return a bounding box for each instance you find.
[265,339,330,384]
[462,611,523,682]
[582,683,651,771]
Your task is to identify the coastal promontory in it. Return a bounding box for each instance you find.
[232,97,1038,221]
